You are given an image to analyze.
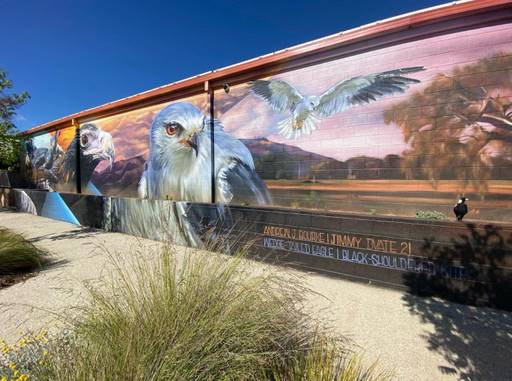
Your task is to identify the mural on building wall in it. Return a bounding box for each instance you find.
[11,18,512,309]
[20,125,114,194]
[18,22,512,224]
[216,23,512,222]
[20,126,77,192]
[86,95,269,243]
[19,124,114,224]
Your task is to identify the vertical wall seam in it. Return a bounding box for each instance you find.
[73,119,82,194]
[209,85,216,204]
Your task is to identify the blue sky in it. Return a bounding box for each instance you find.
[3,0,449,131]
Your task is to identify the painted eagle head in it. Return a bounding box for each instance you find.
[149,102,206,171]
[79,123,115,170]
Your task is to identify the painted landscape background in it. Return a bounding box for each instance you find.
[216,22,512,222]
[20,126,77,193]
[20,22,512,222]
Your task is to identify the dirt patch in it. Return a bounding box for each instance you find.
[0,272,36,289]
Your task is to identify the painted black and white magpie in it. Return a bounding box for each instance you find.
[454,197,469,221]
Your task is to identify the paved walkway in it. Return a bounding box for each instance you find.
[0,211,511,381]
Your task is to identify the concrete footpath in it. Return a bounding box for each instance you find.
[0,211,511,381]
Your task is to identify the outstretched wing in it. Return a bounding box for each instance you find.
[250,79,303,113]
[315,67,425,118]
[217,159,271,206]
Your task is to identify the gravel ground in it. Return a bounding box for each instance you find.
[0,210,510,381]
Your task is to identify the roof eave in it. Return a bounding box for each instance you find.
[20,0,512,136]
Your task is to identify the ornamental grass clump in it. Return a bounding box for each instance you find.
[0,228,49,275]
[30,245,390,380]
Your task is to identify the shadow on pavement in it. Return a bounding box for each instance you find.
[402,293,512,380]
[403,224,512,380]
[28,227,101,243]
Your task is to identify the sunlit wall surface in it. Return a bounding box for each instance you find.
[83,94,210,201]
[18,22,512,222]
[20,126,78,193]
[215,23,512,221]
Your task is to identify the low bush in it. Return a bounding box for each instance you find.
[4,245,390,380]
[0,228,48,275]
[415,210,448,221]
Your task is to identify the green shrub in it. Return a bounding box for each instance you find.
[27,246,390,380]
[0,228,48,275]
[415,210,448,221]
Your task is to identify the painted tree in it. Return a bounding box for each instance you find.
[384,53,512,195]
[0,69,30,169]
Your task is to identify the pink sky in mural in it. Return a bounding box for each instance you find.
[88,22,512,165]
[90,96,206,164]
[220,23,512,161]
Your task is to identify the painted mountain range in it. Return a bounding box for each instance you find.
[241,138,403,180]
[91,138,405,197]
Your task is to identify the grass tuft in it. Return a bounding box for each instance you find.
[0,228,48,275]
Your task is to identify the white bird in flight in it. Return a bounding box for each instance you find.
[250,66,425,139]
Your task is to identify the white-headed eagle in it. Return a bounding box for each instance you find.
[250,67,425,139]
[138,102,270,205]
[115,102,270,247]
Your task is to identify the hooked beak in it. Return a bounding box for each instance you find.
[183,133,199,156]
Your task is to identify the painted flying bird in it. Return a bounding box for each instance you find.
[250,67,425,139]
[454,197,469,221]
[138,102,270,205]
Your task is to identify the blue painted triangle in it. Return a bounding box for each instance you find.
[40,192,81,225]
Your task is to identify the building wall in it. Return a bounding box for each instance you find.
[13,14,512,309]
[20,20,512,223]
[20,126,78,193]
[215,22,512,222]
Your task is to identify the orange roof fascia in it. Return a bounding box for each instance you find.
[21,0,512,136]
